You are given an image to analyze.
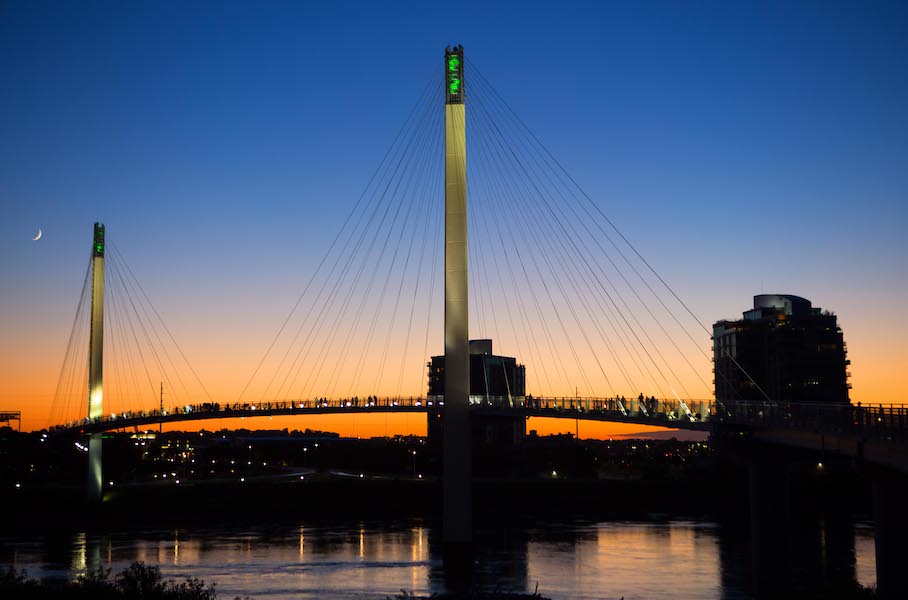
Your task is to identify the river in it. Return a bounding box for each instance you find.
[0,518,877,599]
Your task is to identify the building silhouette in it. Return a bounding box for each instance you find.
[713,294,850,404]
[427,339,526,447]
[427,339,526,400]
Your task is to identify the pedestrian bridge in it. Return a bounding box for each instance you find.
[50,396,907,448]
[50,395,713,435]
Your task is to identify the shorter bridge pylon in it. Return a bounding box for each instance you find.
[87,222,105,502]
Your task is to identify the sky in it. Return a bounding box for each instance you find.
[1,0,906,435]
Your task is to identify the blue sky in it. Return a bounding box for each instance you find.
[2,1,907,426]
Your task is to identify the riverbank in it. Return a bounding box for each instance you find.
[6,473,731,533]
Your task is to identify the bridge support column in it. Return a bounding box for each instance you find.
[87,433,102,500]
[748,450,792,597]
[443,45,471,547]
[873,469,908,599]
[86,223,105,503]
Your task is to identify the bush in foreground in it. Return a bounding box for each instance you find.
[0,561,250,600]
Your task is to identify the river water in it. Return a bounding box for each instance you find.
[0,518,877,599]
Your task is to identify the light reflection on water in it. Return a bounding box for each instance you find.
[0,519,876,600]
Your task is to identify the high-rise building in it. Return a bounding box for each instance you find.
[713,294,850,404]
[427,339,527,447]
[427,339,526,400]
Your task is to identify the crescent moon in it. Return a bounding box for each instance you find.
[32,228,42,241]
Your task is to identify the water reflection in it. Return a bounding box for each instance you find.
[0,518,876,600]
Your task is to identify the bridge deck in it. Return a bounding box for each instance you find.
[49,398,908,451]
[51,396,712,435]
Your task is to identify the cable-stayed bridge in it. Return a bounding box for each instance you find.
[40,47,908,595]
[54,395,715,435]
[50,49,739,440]
[46,44,908,482]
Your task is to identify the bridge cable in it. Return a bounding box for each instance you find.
[466,111,557,397]
[260,73,440,403]
[397,126,444,399]
[49,253,92,427]
[471,80,682,400]
[269,76,441,402]
[468,58,768,404]
[282,76,442,402]
[348,101,443,394]
[310,84,442,400]
[468,90,641,397]
[237,71,440,404]
[104,251,170,409]
[468,62,717,406]
[106,263,155,412]
[106,249,189,409]
[374,108,444,395]
[108,240,213,404]
[470,76,672,398]
[464,100,597,396]
[470,67,713,401]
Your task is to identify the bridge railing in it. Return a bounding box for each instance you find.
[715,401,908,443]
[53,393,907,444]
[50,394,717,432]
[49,395,442,431]
[466,394,714,423]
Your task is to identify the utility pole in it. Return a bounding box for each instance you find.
[159,382,163,434]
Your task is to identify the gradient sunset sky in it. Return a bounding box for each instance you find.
[1,1,906,436]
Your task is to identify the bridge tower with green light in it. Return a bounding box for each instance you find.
[87,222,105,502]
[443,45,471,545]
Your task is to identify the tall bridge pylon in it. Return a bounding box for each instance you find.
[443,45,471,545]
[87,222,105,502]
[51,220,212,501]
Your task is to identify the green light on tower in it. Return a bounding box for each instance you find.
[93,223,105,256]
[445,46,464,104]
